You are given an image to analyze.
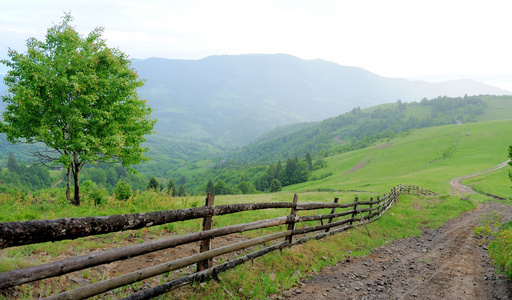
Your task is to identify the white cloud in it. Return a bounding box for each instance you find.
[1,0,511,79]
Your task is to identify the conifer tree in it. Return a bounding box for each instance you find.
[7,152,19,173]
[167,178,177,196]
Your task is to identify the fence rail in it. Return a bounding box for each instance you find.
[0,184,436,299]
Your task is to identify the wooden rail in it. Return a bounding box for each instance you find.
[0,184,436,299]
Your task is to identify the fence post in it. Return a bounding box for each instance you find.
[325,198,339,233]
[197,193,215,272]
[285,194,299,243]
[350,197,359,226]
[368,198,373,218]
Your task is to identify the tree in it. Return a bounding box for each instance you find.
[269,178,282,192]
[0,14,155,205]
[114,180,132,201]
[215,180,228,195]
[205,179,215,194]
[7,152,19,173]
[168,178,177,196]
[147,176,159,191]
[305,152,312,170]
[509,146,512,182]
[178,184,185,197]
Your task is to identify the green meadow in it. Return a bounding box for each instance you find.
[289,119,512,196]
[3,117,511,298]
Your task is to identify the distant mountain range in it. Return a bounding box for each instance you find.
[1,54,510,148]
[132,54,510,147]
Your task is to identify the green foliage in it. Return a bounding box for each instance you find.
[178,184,186,197]
[7,152,18,173]
[214,180,229,195]
[509,145,512,183]
[269,179,282,192]
[230,96,489,164]
[205,179,215,194]
[114,180,132,201]
[489,226,512,279]
[147,176,159,191]
[80,180,98,194]
[89,188,108,206]
[0,13,155,205]
[167,178,177,196]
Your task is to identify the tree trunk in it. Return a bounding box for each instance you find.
[65,167,72,204]
[72,154,81,206]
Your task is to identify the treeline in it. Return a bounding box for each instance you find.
[0,95,492,198]
[0,153,52,193]
[229,95,487,164]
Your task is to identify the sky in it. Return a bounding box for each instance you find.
[1,0,512,89]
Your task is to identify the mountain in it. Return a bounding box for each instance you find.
[133,54,510,147]
[228,95,512,163]
[0,76,6,96]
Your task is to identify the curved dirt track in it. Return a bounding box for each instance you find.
[285,164,512,300]
[288,202,512,300]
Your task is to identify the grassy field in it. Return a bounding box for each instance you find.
[289,119,512,196]
[1,118,511,299]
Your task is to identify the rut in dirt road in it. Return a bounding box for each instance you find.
[288,202,512,300]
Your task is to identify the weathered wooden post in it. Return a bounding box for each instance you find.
[368,197,373,218]
[285,194,299,243]
[197,193,215,272]
[325,197,339,233]
[349,197,359,226]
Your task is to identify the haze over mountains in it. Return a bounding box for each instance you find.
[0,54,509,148]
[132,54,510,147]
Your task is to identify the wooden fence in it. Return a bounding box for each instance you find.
[0,185,436,299]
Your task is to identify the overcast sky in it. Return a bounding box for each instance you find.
[1,0,511,88]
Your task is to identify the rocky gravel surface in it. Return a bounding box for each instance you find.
[287,201,512,300]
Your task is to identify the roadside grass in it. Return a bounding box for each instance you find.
[1,119,510,298]
[175,193,475,300]
[0,188,475,299]
[464,168,512,200]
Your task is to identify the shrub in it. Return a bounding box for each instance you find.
[489,224,512,279]
[114,180,132,201]
[89,189,108,206]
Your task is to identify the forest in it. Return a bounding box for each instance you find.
[0,95,494,198]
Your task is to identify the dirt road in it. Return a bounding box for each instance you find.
[287,164,512,300]
[289,202,512,300]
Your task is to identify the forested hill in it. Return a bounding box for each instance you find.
[229,95,512,163]
[132,54,510,147]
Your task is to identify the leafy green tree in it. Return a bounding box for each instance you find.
[305,152,312,170]
[238,181,253,194]
[269,179,282,192]
[114,180,132,201]
[7,152,19,173]
[215,180,229,195]
[147,176,159,190]
[0,14,155,205]
[206,179,215,194]
[168,178,177,196]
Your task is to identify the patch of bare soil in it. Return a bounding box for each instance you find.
[344,162,368,174]
[371,142,396,151]
[286,201,512,300]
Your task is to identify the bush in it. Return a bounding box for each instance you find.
[89,189,108,206]
[114,180,132,201]
[489,223,512,279]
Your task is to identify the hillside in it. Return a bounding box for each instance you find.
[288,118,512,195]
[133,54,510,147]
[230,95,512,163]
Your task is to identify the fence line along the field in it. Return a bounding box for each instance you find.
[0,184,437,299]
